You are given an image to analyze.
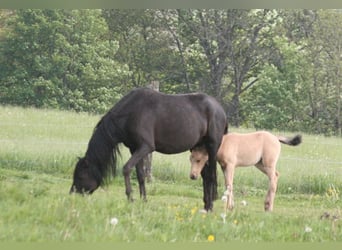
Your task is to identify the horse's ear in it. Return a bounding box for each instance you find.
[76,156,84,163]
[76,157,87,166]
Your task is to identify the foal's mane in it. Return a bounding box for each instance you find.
[86,113,121,186]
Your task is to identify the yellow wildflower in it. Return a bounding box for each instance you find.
[191,207,198,215]
[207,234,215,242]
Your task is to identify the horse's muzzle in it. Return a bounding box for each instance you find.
[69,185,95,195]
[69,185,76,194]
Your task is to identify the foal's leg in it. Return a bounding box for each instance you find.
[255,162,279,212]
[223,164,235,211]
[265,170,279,212]
[123,146,151,201]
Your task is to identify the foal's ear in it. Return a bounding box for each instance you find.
[190,147,197,152]
[190,145,206,152]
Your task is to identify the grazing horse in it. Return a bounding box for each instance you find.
[70,88,227,211]
[189,131,302,212]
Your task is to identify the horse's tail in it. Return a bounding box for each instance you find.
[224,122,228,134]
[278,134,302,146]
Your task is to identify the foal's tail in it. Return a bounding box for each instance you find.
[278,134,302,146]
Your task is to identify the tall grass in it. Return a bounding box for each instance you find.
[0,105,341,242]
[0,106,97,177]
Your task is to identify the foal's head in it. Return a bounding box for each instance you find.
[189,147,209,180]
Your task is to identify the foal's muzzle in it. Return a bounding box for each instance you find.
[190,174,198,180]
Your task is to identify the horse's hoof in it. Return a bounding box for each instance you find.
[199,209,208,214]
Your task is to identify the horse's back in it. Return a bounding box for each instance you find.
[110,88,226,154]
[111,87,224,119]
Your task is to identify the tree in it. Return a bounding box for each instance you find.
[307,10,342,135]
[241,9,342,136]
[102,9,187,94]
[280,9,342,135]
[0,9,128,113]
[241,36,310,131]
[177,10,279,126]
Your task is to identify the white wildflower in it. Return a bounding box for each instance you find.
[304,226,312,233]
[221,195,228,202]
[110,217,119,226]
[220,213,227,224]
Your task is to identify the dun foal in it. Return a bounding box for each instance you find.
[189,131,302,212]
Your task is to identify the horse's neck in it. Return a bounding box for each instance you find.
[86,122,119,165]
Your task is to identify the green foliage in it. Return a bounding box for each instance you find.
[241,36,309,131]
[102,9,188,94]
[0,10,128,113]
[304,10,342,136]
[0,9,341,135]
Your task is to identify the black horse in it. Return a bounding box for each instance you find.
[70,88,227,211]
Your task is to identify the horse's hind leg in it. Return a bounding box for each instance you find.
[123,146,151,201]
[201,163,211,211]
[202,143,219,211]
[135,159,147,201]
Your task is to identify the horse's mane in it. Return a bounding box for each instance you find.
[85,89,150,186]
[86,113,121,186]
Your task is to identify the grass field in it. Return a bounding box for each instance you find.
[0,105,341,242]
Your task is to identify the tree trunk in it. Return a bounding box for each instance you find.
[228,91,240,127]
[336,66,341,136]
[143,80,159,182]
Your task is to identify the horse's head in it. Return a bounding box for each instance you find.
[70,157,99,194]
[189,147,209,180]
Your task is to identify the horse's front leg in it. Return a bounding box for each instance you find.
[123,146,151,201]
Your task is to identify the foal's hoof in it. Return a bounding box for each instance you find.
[240,200,248,206]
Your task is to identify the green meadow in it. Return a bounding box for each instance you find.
[0,105,341,242]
